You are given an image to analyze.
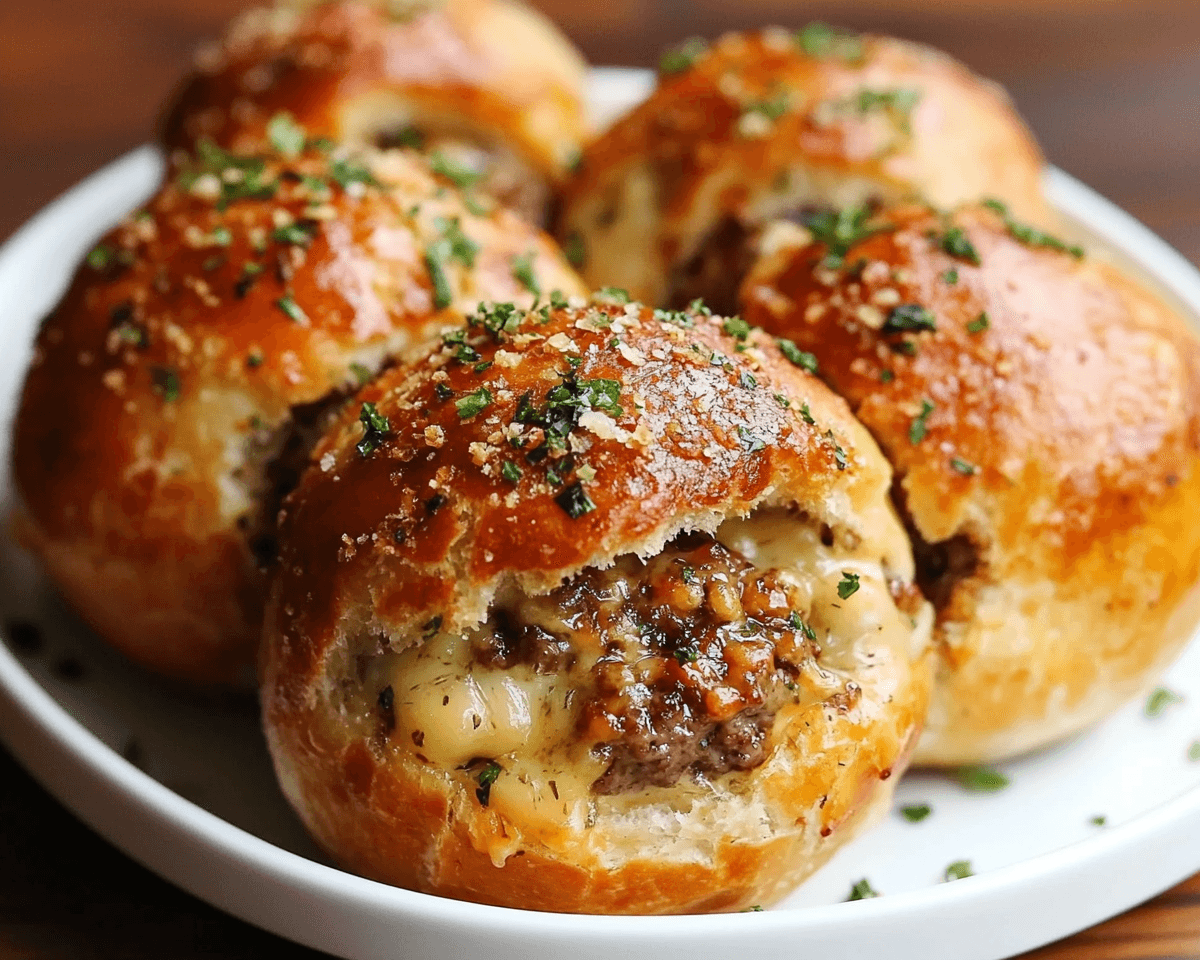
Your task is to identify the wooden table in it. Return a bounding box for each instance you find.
[1,2,1199,957]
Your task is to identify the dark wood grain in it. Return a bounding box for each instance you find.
[1,2,1199,958]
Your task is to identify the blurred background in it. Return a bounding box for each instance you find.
[1,0,1199,261]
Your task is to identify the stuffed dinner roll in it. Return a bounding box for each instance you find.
[11,141,585,684]
[557,24,1048,311]
[740,201,1200,764]
[161,0,589,223]
[262,296,933,913]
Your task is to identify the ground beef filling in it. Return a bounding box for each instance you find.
[473,532,823,794]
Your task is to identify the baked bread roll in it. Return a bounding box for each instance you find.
[12,140,586,684]
[556,25,1048,311]
[161,0,589,223]
[740,201,1200,764]
[261,296,933,913]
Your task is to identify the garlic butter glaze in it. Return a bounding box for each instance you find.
[263,296,932,913]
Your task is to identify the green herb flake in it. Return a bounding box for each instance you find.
[475,760,502,806]
[953,765,1010,793]
[800,402,816,425]
[738,371,758,390]
[266,111,307,157]
[788,611,818,642]
[659,36,708,76]
[741,905,764,913]
[501,460,521,484]
[847,878,879,901]
[836,571,860,600]
[275,294,308,324]
[86,244,115,270]
[942,268,959,285]
[435,383,453,402]
[425,244,454,310]
[356,402,390,457]
[737,425,767,453]
[825,430,849,470]
[967,312,990,334]
[329,156,379,189]
[900,803,932,823]
[745,92,791,122]
[983,198,1085,258]
[1190,742,1200,762]
[1091,815,1107,826]
[943,860,974,882]
[909,398,935,444]
[681,565,697,584]
[422,615,443,638]
[272,221,316,246]
[838,87,923,132]
[803,206,888,270]
[246,350,264,369]
[1145,686,1184,718]
[883,304,937,335]
[723,316,752,341]
[563,232,586,268]
[382,125,424,149]
[455,386,493,419]
[429,151,482,190]
[555,482,596,519]
[653,308,693,329]
[435,216,479,268]
[880,369,895,383]
[950,457,977,476]
[938,227,981,265]
[777,338,819,373]
[349,362,372,386]
[595,286,630,305]
[674,645,699,665]
[773,392,791,408]
[797,22,865,63]
[511,251,540,297]
[210,225,233,247]
[150,366,181,403]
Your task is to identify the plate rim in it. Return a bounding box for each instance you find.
[3,76,1200,960]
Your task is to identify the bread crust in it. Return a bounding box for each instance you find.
[556,26,1048,308]
[161,0,588,221]
[12,144,585,683]
[262,299,933,912]
[740,202,1200,763]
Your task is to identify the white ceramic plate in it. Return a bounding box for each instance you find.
[4,68,1200,960]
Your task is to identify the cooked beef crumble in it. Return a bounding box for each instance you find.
[473,532,825,794]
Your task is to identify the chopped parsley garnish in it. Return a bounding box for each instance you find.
[799,402,816,425]
[275,294,308,324]
[900,803,932,823]
[950,457,976,476]
[501,460,521,484]
[803,206,887,270]
[797,22,865,63]
[86,244,116,270]
[329,156,379,189]
[909,399,935,444]
[788,611,818,641]
[356,402,390,457]
[653,308,693,328]
[883,304,937,334]
[741,905,764,913]
[837,571,860,599]
[659,36,708,75]
[777,338,819,373]
[246,349,264,368]
[835,87,922,133]
[272,221,317,246]
[429,151,482,189]
[201,254,225,272]
[939,227,981,265]
[943,860,974,882]
[425,244,454,309]
[210,225,233,247]
[826,430,849,470]
[966,312,990,334]
[435,217,479,267]
[349,362,372,386]
[435,382,453,402]
[942,267,959,285]
[723,316,752,341]
[1145,686,1183,718]
[423,616,443,640]
[455,386,493,419]
[737,425,767,453]
[983,198,1084,258]
[150,366,181,402]
[744,92,791,122]
[674,645,699,665]
[880,369,895,383]
[475,761,502,806]
[510,251,540,297]
[1190,742,1200,762]
[681,565,697,584]
[266,112,306,157]
[555,482,595,519]
[473,302,522,341]
[738,371,758,390]
[595,286,630,304]
[380,125,424,149]
[1091,815,1108,826]
[550,289,571,309]
[953,765,1009,792]
[847,878,879,901]
[182,140,277,209]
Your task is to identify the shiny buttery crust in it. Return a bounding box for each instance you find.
[161,0,589,221]
[12,144,585,684]
[557,26,1048,308]
[740,202,1200,764]
[262,298,933,913]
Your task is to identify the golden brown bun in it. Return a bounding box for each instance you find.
[11,143,586,684]
[557,26,1048,310]
[740,202,1200,764]
[160,0,589,222]
[262,298,933,913]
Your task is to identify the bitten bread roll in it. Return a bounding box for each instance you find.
[262,296,933,913]
[740,201,1200,764]
[161,0,589,224]
[11,141,585,684]
[557,24,1048,311]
